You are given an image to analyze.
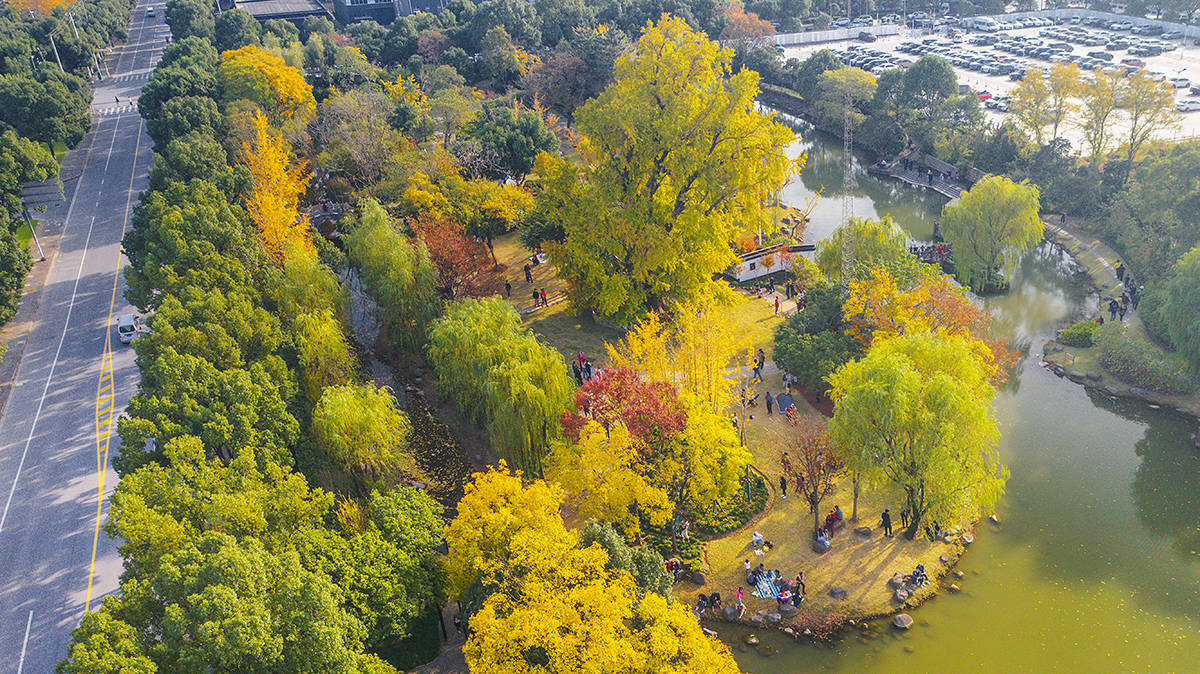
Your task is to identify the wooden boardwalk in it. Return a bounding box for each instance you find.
[867,163,965,200]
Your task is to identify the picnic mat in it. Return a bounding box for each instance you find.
[753,575,780,600]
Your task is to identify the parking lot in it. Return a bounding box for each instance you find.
[781,14,1200,143]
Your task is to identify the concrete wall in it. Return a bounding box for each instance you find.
[773,24,901,46]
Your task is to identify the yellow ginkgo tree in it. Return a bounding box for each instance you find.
[241,111,312,263]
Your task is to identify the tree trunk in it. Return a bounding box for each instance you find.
[851,473,860,522]
[903,507,923,540]
[811,496,821,534]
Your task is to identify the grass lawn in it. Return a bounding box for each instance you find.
[52,141,67,163]
[674,370,968,625]
[15,221,33,250]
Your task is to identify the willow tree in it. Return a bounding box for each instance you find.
[827,330,1007,539]
[344,199,440,355]
[815,216,909,283]
[940,175,1043,292]
[428,297,574,476]
[539,15,799,325]
[311,383,420,483]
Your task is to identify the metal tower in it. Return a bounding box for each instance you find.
[841,90,855,286]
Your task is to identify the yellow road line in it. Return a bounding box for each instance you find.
[84,116,142,615]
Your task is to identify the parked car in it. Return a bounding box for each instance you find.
[117,314,139,344]
[1190,85,1200,96]
[1121,57,1146,67]
[832,17,852,27]
[1171,77,1191,88]
[978,90,992,101]
[1174,99,1200,112]
[857,30,877,42]
[1161,30,1184,39]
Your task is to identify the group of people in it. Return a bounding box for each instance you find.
[751,348,767,383]
[743,560,807,608]
[1103,261,1142,323]
[819,505,845,539]
[570,353,596,384]
[909,243,952,264]
[694,592,724,617]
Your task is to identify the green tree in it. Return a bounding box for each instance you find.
[0,220,32,326]
[122,180,265,310]
[813,66,876,131]
[469,0,542,48]
[793,48,842,99]
[214,7,261,52]
[71,533,372,672]
[138,64,219,126]
[165,0,215,41]
[312,384,420,482]
[577,519,671,598]
[463,103,559,181]
[815,216,909,282]
[940,175,1043,292]
[147,130,246,196]
[1165,246,1200,374]
[541,16,797,323]
[117,351,298,475]
[828,330,1007,539]
[343,199,439,356]
[1078,69,1122,163]
[133,286,283,371]
[428,297,574,476]
[1046,62,1081,140]
[294,309,357,408]
[0,129,57,217]
[0,71,90,149]
[535,0,597,46]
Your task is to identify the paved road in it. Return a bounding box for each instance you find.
[0,4,164,671]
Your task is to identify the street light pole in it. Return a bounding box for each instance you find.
[22,207,47,262]
[47,30,66,73]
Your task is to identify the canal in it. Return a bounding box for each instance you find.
[720,118,1200,671]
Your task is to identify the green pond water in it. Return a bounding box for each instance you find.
[719,118,1200,671]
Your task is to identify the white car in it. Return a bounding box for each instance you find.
[117,314,139,344]
[1175,99,1200,112]
[1170,77,1191,88]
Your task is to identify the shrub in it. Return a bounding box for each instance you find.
[1059,319,1100,347]
[693,473,769,537]
[1137,284,1172,346]
[1095,323,1199,394]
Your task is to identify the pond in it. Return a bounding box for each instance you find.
[719,117,1200,671]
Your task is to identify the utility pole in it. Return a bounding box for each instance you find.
[22,206,47,262]
[47,30,65,73]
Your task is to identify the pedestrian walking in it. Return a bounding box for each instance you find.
[583,360,593,380]
[781,451,791,474]
[1118,303,1127,321]
[540,289,548,306]
[531,289,540,306]
[504,280,511,297]
[881,509,893,537]
[900,506,910,529]
[765,392,774,414]
[572,361,583,384]
[681,518,690,540]
[779,474,787,498]
[523,263,532,283]
[774,296,780,316]
[1115,261,1125,281]
[1108,298,1119,321]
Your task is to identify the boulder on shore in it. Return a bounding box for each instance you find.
[893,613,914,630]
[1085,372,1103,382]
[894,588,910,602]
[960,533,975,545]
[766,613,782,626]
[947,584,960,593]
[691,571,706,585]
[811,539,831,554]
[721,606,740,622]
[939,555,950,564]
[779,604,799,618]
[888,573,906,589]
[854,526,873,538]
[829,586,848,600]
[744,633,760,645]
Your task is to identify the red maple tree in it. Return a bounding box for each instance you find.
[415,217,502,299]
[561,367,686,456]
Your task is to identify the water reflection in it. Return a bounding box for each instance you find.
[721,113,1200,672]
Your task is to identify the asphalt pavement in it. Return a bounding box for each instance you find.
[0,3,164,671]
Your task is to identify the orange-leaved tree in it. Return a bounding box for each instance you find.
[844,268,1017,383]
[241,111,311,262]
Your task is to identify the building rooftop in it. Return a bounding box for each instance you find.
[234,0,329,20]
